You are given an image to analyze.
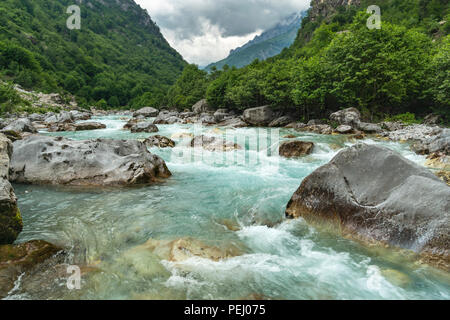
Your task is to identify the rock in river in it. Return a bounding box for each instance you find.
[74,122,106,131]
[133,107,159,118]
[10,135,171,186]
[130,122,159,133]
[0,240,63,298]
[1,118,37,134]
[285,144,450,270]
[191,135,241,152]
[279,141,314,158]
[144,135,175,148]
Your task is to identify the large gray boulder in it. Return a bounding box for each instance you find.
[70,110,92,121]
[44,111,74,124]
[197,113,216,125]
[213,109,231,122]
[133,107,159,118]
[286,144,450,270]
[130,122,159,133]
[2,118,37,134]
[357,122,383,133]
[243,106,275,126]
[0,134,22,245]
[330,107,361,127]
[192,99,211,114]
[153,111,183,125]
[28,113,46,122]
[73,122,106,131]
[412,129,450,155]
[10,136,171,186]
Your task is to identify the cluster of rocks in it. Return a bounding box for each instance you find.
[12,84,78,111]
[0,109,110,139]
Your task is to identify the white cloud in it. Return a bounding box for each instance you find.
[135,0,310,65]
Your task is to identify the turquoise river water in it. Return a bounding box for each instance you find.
[5,116,450,300]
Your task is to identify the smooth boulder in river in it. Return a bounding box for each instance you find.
[285,144,450,270]
[10,135,171,186]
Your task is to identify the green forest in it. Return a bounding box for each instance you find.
[0,0,186,110]
[166,0,450,123]
[0,0,448,123]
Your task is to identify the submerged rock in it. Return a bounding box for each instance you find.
[132,237,242,263]
[144,135,175,148]
[0,240,62,298]
[279,141,314,158]
[285,144,450,270]
[171,132,194,140]
[191,135,241,152]
[10,136,171,186]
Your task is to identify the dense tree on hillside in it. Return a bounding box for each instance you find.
[166,64,209,110]
[0,0,186,110]
[166,0,449,123]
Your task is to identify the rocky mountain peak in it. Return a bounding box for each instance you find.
[309,0,362,21]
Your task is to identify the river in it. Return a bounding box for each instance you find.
[5,116,450,300]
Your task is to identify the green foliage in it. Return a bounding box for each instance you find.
[166,64,209,109]
[167,0,449,122]
[0,0,186,109]
[429,35,450,121]
[385,112,422,124]
[0,82,29,113]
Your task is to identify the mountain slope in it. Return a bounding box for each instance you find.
[205,12,305,71]
[0,0,186,109]
[166,0,449,123]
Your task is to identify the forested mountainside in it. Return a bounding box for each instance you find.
[0,0,186,110]
[166,0,449,124]
[204,12,305,71]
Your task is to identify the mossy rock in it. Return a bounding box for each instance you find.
[0,240,63,297]
[0,206,23,245]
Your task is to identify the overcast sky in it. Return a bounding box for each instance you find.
[135,0,311,66]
